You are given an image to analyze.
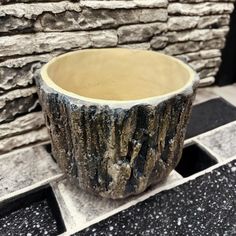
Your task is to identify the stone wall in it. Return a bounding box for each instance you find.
[0,0,235,154]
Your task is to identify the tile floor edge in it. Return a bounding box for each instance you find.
[0,174,64,203]
[184,120,236,145]
[51,180,79,231]
[68,155,236,235]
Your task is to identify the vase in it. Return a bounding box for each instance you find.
[36,48,199,199]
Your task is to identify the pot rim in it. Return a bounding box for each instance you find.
[40,48,199,108]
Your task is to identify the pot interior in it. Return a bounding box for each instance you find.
[43,49,194,101]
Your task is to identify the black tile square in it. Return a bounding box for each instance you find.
[175,144,218,177]
[186,98,236,139]
[0,186,65,235]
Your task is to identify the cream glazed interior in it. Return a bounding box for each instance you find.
[41,48,198,104]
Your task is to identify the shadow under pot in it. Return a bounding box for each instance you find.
[35,48,199,199]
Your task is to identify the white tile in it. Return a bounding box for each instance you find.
[197,121,236,160]
[210,83,236,106]
[194,87,219,105]
[0,146,62,199]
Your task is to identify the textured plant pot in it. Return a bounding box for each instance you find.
[36,48,199,199]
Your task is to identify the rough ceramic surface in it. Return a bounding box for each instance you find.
[36,49,198,199]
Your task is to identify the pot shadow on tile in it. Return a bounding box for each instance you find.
[175,144,218,177]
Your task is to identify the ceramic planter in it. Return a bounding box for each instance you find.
[36,48,199,199]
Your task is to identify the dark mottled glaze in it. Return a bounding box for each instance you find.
[36,72,198,199]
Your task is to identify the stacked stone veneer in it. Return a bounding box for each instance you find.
[0,0,235,154]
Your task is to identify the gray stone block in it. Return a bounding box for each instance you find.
[35,8,167,32]
[0,127,49,154]
[80,0,168,9]
[168,3,234,16]
[0,30,118,58]
[164,38,225,56]
[0,112,45,139]
[118,23,166,44]
[166,28,229,43]
[150,36,168,49]
[0,87,38,123]
[197,15,230,29]
[189,58,222,72]
[167,16,199,31]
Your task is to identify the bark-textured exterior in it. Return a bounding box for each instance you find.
[0,0,235,154]
[36,74,198,199]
